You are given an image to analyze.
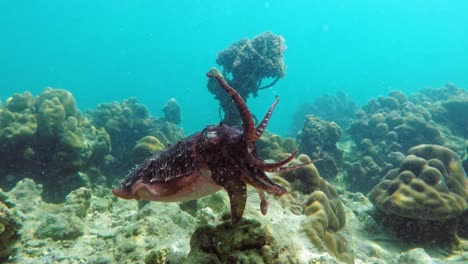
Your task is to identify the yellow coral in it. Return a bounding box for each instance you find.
[369,144,468,220]
[279,155,352,263]
[133,136,165,156]
[37,97,66,137]
[35,87,78,117]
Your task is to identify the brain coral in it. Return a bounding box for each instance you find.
[369,144,468,220]
[344,91,458,193]
[279,155,352,263]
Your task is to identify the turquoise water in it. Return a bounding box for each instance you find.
[1,0,468,135]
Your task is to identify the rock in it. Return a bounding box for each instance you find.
[397,248,431,264]
[184,219,298,264]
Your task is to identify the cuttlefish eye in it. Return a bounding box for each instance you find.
[205,129,218,139]
[207,131,218,138]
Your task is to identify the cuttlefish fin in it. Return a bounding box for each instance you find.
[225,182,247,225]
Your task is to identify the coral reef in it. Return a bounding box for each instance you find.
[2,71,468,263]
[290,91,358,136]
[255,131,297,161]
[343,90,461,193]
[442,96,468,133]
[89,98,183,177]
[0,88,111,202]
[411,83,466,103]
[369,144,468,245]
[297,115,343,180]
[208,32,286,125]
[409,84,468,176]
[90,97,154,160]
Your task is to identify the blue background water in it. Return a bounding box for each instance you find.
[1,0,467,136]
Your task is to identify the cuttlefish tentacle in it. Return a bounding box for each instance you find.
[207,68,310,215]
[217,153,286,197]
[267,163,312,173]
[238,168,287,197]
[207,68,303,170]
[255,95,279,140]
[239,166,285,215]
[206,68,256,143]
[245,148,301,172]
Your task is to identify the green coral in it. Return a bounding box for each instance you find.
[442,96,468,132]
[90,98,183,177]
[369,144,468,246]
[0,88,111,202]
[278,154,353,263]
[133,136,165,157]
[297,115,343,179]
[35,188,91,241]
[35,87,78,118]
[35,213,84,241]
[145,248,169,264]
[0,92,37,144]
[184,219,297,264]
[255,132,297,161]
[5,91,33,112]
[37,96,66,137]
[344,90,458,192]
[369,144,468,220]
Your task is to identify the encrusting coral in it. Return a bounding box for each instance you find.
[208,32,287,126]
[369,144,468,245]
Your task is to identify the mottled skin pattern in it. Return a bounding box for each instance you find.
[113,68,310,224]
